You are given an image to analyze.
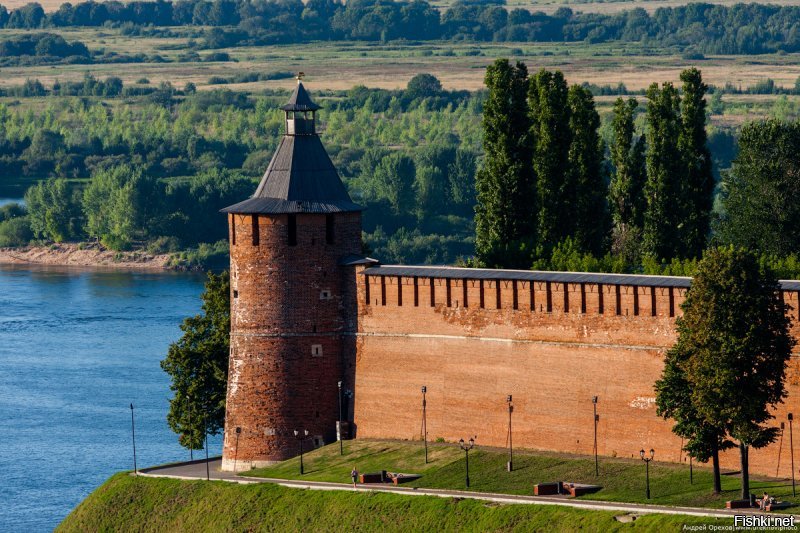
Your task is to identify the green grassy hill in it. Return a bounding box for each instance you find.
[58,473,731,532]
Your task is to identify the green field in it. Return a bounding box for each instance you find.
[57,472,735,532]
[246,439,800,510]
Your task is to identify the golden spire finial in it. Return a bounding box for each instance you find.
[296,72,305,84]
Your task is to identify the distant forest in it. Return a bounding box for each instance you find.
[4,0,800,55]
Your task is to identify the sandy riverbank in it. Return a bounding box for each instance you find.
[0,243,174,270]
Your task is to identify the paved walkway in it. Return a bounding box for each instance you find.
[139,458,798,520]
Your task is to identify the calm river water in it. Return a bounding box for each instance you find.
[0,265,223,531]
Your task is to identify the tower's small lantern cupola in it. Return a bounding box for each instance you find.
[283,74,320,136]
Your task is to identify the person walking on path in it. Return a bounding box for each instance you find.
[351,466,359,488]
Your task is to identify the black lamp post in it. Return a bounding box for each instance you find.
[506,395,513,472]
[187,394,193,461]
[592,396,599,476]
[640,448,654,499]
[790,413,796,497]
[130,403,138,476]
[233,427,241,473]
[338,380,344,456]
[294,429,310,475]
[204,417,210,481]
[459,437,476,488]
[421,386,428,464]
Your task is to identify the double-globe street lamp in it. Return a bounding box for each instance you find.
[640,448,655,499]
[459,437,476,488]
[294,429,310,475]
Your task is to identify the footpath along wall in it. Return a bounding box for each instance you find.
[352,265,800,478]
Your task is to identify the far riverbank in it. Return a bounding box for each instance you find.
[0,243,174,270]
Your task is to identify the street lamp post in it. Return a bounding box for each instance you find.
[130,403,138,476]
[790,413,796,497]
[640,448,655,499]
[338,380,344,456]
[234,427,241,473]
[294,429,310,475]
[204,417,210,481]
[421,386,428,464]
[459,437,476,488]
[188,394,193,461]
[506,395,513,472]
[592,396,599,476]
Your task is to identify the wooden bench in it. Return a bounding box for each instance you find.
[766,501,791,512]
[359,472,385,484]
[534,482,561,496]
[725,499,753,509]
[562,483,602,497]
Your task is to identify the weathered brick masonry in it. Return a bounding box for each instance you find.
[220,80,800,478]
[352,267,800,478]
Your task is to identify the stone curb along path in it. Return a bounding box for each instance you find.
[137,458,800,521]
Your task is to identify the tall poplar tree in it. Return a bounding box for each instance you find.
[529,69,571,253]
[608,97,647,260]
[567,84,609,255]
[642,82,682,260]
[679,68,714,258]
[475,59,535,268]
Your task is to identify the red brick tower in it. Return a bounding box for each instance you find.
[220,79,365,471]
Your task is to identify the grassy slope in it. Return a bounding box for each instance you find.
[57,473,731,532]
[246,440,800,509]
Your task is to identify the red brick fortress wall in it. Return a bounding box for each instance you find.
[352,268,800,478]
[221,211,362,471]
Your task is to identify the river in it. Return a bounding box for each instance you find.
[0,265,223,531]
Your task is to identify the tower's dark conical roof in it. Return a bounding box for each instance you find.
[281,82,321,112]
[222,82,362,215]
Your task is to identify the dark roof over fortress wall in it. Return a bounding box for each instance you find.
[363,265,800,291]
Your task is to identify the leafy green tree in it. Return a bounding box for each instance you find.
[567,84,609,256]
[715,120,800,255]
[608,97,647,262]
[24,178,83,242]
[406,73,443,100]
[678,68,714,258]
[162,271,230,452]
[668,247,795,500]
[529,69,571,253]
[371,152,415,215]
[448,148,477,212]
[642,82,682,260]
[83,165,164,250]
[656,337,733,494]
[475,59,535,268]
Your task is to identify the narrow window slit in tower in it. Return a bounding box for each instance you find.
[233,290,238,299]
[251,215,259,246]
[288,214,297,246]
[397,276,403,306]
[325,214,335,245]
[651,287,657,316]
[231,216,236,245]
[365,276,371,304]
[512,281,518,310]
[546,281,552,313]
[580,283,586,314]
[597,283,604,314]
[669,287,675,317]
